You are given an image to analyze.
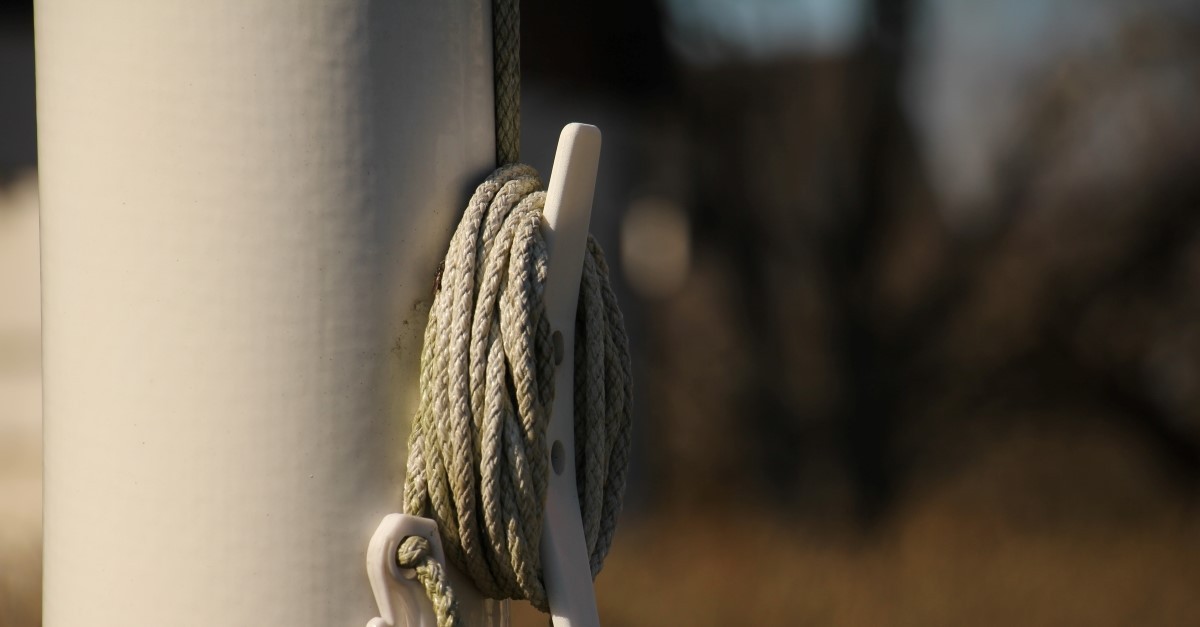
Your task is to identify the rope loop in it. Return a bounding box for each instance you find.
[403,165,632,618]
[400,3,632,624]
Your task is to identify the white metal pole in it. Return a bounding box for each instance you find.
[36,1,498,625]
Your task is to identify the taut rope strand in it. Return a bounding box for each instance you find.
[493,0,521,165]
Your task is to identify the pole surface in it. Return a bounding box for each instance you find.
[36,1,496,624]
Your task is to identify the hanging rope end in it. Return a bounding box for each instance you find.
[366,514,458,627]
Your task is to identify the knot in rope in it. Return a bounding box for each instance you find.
[402,163,632,619]
[396,535,461,627]
[396,535,434,569]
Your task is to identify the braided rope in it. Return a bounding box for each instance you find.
[401,165,632,625]
[493,0,521,165]
[394,3,631,623]
[396,536,461,627]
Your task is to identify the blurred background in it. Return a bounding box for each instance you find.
[3,0,1200,625]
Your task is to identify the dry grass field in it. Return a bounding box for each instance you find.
[525,420,1200,627]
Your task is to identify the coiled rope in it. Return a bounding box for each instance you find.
[396,2,633,625]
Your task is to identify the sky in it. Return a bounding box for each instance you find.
[661,0,1197,218]
[662,0,866,62]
